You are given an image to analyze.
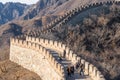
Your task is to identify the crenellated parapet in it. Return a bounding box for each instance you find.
[26,36,106,80]
[28,0,120,37]
[10,37,65,80]
[10,35,107,80]
[14,35,26,40]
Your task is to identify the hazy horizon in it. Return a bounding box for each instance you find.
[0,0,39,4]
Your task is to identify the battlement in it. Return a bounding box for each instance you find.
[10,35,106,80]
[10,38,65,80]
[26,36,105,80]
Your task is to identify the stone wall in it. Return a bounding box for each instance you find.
[26,36,105,80]
[10,38,65,80]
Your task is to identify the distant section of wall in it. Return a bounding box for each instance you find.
[10,38,65,80]
[28,0,120,37]
[26,36,105,80]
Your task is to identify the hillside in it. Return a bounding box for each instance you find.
[0,0,116,25]
[20,0,68,20]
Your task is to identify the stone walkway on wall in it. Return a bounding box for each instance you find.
[47,49,92,80]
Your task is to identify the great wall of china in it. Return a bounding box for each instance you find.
[10,35,105,80]
[28,0,120,37]
[9,0,120,80]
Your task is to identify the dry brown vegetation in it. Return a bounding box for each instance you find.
[0,60,41,80]
[44,5,120,80]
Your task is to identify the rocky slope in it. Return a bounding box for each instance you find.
[20,0,68,20]
[0,2,28,25]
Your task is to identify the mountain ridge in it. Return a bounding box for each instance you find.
[0,2,28,25]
